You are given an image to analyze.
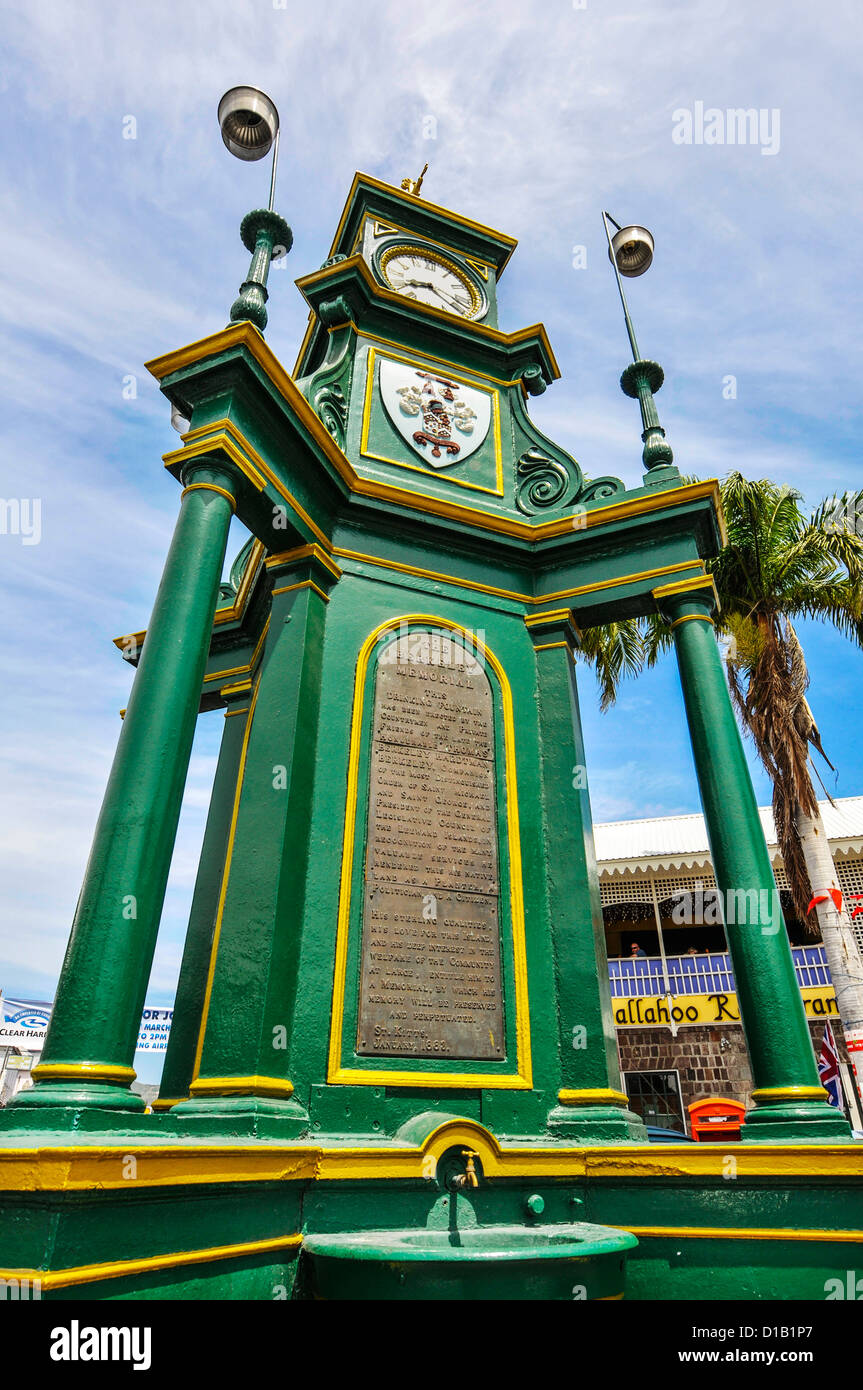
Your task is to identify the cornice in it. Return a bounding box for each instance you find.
[293,253,560,382]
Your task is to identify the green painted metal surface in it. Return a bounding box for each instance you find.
[662,588,850,1141]
[1,173,859,1300]
[300,1222,636,1300]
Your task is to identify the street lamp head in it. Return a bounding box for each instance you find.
[218,86,279,162]
[608,224,654,278]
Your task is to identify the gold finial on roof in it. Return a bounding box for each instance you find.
[400,163,429,197]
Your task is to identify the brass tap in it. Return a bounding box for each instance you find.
[458,1148,479,1189]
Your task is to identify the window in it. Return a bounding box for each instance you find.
[622,1069,686,1132]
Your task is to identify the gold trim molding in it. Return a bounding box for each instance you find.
[1,1121,862,1191]
[0,1234,303,1292]
[327,617,532,1090]
[359,346,505,498]
[146,323,725,547]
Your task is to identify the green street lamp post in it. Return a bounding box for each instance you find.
[218,86,292,334]
[601,211,677,485]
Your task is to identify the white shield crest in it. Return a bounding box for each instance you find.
[379,360,491,469]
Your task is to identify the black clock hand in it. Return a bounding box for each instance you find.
[430,283,470,313]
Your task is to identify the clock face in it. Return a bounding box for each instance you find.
[379,245,484,320]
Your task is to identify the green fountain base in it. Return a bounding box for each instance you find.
[0,1116,860,1300]
[300,1222,636,1300]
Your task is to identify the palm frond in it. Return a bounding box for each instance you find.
[574,620,646,711]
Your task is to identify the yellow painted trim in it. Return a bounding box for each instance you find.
[265,543,343,580]
[271,579,330,602]
[189,1075,294,1099]
[332,546,532,604]
[524,608,573,628]
[112,628,146,653]
[359,347,505,497]
[653,572,720,609]
[610,1225,863,1244]
[751,1085,829,1102]
[220,680,252,698]
[333,322,527,391]
[180,481,236,513]
[203,617,270,686]
[224,708,249,718]
[30,1063,136,1084]
[148,323,724,545]
[558,1088,630,1107]
[379,242,485,320]
[361,210,498,277]
[2,1128,863,1191]
[325,172,516,269]
[121,538,266,653]
[0,1146,319,1191]
[563,560,704,601]
[192,675,263,1080]
[203,662,250,685]
[330,551,704,611]
[164,430,266,492]
[533,641,569,652]
[327,617,532,1090]
[150,1098,182,1111]
[123,529,544,661]
[295,254,560,373]
[169,418,331,549]
[215,539,267,626]
[0,1234,303,1291]
[669,613,715,630]
[464,255,491,281]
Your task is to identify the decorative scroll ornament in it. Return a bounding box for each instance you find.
[516,447,625,516]
[380,360,490,468]
[314,383,348,447]
[516,449,570,511]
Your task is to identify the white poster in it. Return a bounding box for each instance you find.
[136,1007,174,1053]
[0,998,52,1051]
[0,998,174,1054]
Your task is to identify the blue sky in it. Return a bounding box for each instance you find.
[1,0,861,1085]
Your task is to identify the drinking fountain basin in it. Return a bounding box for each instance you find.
[301,1221,638,1300]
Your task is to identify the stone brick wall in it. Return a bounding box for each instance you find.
[617,1018,849,1130]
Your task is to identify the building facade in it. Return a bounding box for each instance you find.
[596,797,863,1130]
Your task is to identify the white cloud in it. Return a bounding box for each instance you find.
[2,0,862,1001]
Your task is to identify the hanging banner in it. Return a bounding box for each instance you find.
[0,999,174,1053]
[0,999,52,1051]
[136,1007,174,1052]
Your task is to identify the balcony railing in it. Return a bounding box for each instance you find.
[608,946,830,999]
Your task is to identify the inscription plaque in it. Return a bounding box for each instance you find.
[357,631,505,1061]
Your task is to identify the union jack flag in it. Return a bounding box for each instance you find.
[818,1020,843,1109]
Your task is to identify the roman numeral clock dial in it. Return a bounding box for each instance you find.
[378,245,485,320]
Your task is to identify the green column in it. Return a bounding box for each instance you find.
[155,681,252,1110]
[173,546,339,1138]
[526,611,645,1142]
[8,461,239,1120]
[655,577,851,1141]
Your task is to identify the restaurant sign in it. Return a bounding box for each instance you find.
[614,985,837,1029]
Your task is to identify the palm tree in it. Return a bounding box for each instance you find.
[579,471,863,1072]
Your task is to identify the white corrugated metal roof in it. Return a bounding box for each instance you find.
[594,796,863,873]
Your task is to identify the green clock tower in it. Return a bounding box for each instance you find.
[0,172,861,1302]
